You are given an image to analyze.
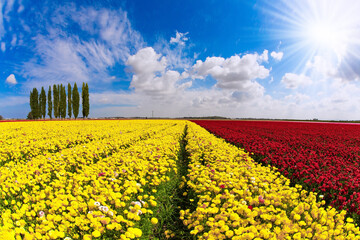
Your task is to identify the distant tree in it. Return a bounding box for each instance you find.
[30,88,39,119]
[27,112,34,120]
[82,82,85,118]
[60,84,67,119]
[85,82,90,118]
[67,83,72,118]
[39,87,46,119]
[0,115,3,120]
[48,86,52,119]
[57,84,61,118]
[82,82,89,118]
[72,83,80,119]
[29,89,33,117]
[53,84,59,118]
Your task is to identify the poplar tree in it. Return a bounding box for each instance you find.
[57,84,61,118]
[67,83,72,118]
[72,83,79,119]
[30,88,39,119]
[60,84,67,119]
[39,87,46,119]
[29,89,34,119]
[82,82,89,118]
[53,84,59,118]
[48,86,52,119]
[85,83,90,118]
[82,82,85,118]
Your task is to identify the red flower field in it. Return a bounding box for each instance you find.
[192,120,360,217]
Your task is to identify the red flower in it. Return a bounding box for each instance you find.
[248,205,253,210]
[220,184,225,189]
[98,172,106,177]
[191,119,360,216]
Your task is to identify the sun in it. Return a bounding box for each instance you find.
[302,16,349,60]
[262,0,360,65]
[307,22,340,49]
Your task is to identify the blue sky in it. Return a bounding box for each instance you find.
[1,0,360,119]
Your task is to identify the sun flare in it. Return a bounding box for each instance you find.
[264,0,360,67]
[307,23,340,49]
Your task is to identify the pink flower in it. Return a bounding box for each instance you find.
[258,195,265,204]
[98,172,106,177]
[38,211,45,218]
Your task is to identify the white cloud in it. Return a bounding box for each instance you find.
[170,31,189,46]
[0,0,5,40]
[4,0,15,21]
[335,45,360,82]
[10,34,16,46]
[22,6,144,89]
[154,37,193,70]
[258,49,269,62]
[23,37,90,86]
[281,73,312,89]
[271,51,283,61]
[306,55,337,78]
[71,7,144,61]
[284,93,310,104]
[5,74,17,84]
[17,0,24,13]
[231,81,265,102]
[1,42,5,52]
[127,47,166,74]
[88,80,360,120]
[126,47,190,97]
[192,51,270,91]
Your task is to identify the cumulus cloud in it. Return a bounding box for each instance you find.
[231,81,265,102]
[192,51,270,92]
[306,55,337,78]
[170,31,189,46]
[5,74,17,84]
[258,50,269,62]
[270,51,283,61]
[1,42,5,52]
[281,73,312,89]
[126,47,190,97]
[284,93,310,104]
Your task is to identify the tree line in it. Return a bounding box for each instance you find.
[28,82,89,120]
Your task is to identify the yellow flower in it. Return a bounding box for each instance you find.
[151,217,158,225]
[83,234,92,240]
[92,230,101,238]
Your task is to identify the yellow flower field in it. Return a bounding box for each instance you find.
[0,120,185,239]
[0,120,359,239]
